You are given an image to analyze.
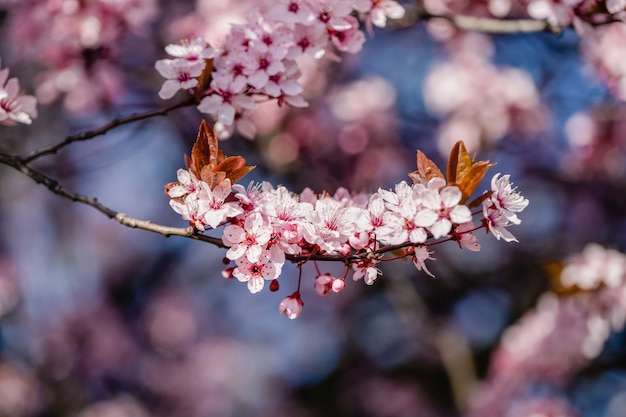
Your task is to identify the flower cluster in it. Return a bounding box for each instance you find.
[423,34,546,152]
[155,0,405,137]
[469,243,626,417]
[4,0,158,113]
[0,59,37,126]
[166,125,528,319]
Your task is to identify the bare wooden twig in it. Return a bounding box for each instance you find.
[22,97,195,163]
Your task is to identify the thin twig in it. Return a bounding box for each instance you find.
[0,152,224,247]
[23,98,195,163]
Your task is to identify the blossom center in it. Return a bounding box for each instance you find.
[288,2,299,13]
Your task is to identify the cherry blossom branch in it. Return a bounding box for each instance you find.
[0,152,457,264]
[22,97,195,163]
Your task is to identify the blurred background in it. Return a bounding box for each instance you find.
[2,1,626,416]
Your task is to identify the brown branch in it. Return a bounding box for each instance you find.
[434,13,563,34]
[23,97,196,163]
[0,152,225,247]
[393,3,621,34]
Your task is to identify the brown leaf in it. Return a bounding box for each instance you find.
[191,119,217,174]
[457,161,495,203]
[447,141,472,186]
[446,141,495,203]
[194,58,214,101]
[227,165,256,184]
[189,121,255,188]
[409,150,444,185]
[466,190,492,210]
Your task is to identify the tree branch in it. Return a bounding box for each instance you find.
[22,97,196,163]
[0,152,225,247]
[393,3,616,34]
[429,12,563,35]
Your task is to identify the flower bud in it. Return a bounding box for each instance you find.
[221,267,235,279]
[279,292,304,319]
[315,274,333,296]
[331,278,345,293]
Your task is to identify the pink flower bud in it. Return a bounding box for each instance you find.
[339,244,352,257]
[269,279,280,292]
[331,278,345,293]
[315,274,333,296]
[221,267,235,279]
[279,292,304,319]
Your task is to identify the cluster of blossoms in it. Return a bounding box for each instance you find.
[155,0,406,137]
[166,135,529,319]
[2,0,158,112]
[0,59,37,126]
[423,34,546,153]
[469,243,626,416]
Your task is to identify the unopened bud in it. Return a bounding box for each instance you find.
[279,292,304,319]
[332,278,345,293]
[221,267,235,279]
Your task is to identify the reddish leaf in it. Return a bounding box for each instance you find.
[458,162,494,203]
[446,141,494,203]
[191,119,216,174]
[189,120,255,189]
[467,190,493,210]
[408,150,444,185]
[194,58,214,101]
[447,141,472,186]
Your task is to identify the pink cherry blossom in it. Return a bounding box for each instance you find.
[246,49,287,91]
[233,254,281,294]
[287,23,328,59]
[260,184,313,226]
[315,274,334,296]
[328,16,366,54]
[169,193,209,232]
[419,186,473,239]
[302,197,359,253]
[155,59,205,99]
[268,0,317,25]
[482,203,519,243]
[197,74,257,126]
[164,37,219,61]
[246,14,292,60]
[202,180,245,229]
[263,59,304,100]
[379,183,429,245]
[454,221,481,252]
[313,0,355,31]
[0,61,37,125]
[413,246,435,277]
[354,0,406,34]
[353,258,381,285]
[223,212,272,263]
[489,173,529,224]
